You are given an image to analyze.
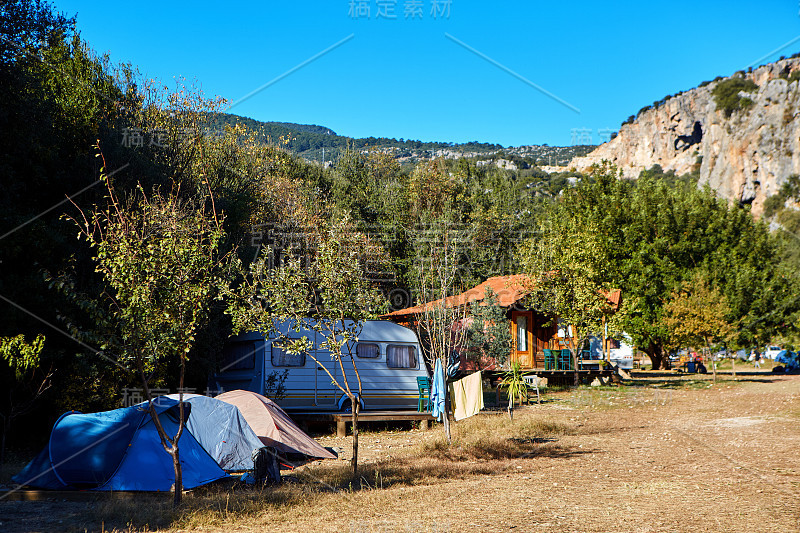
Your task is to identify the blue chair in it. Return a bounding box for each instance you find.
[543,349,555,371]
[417,376,431,412]
[559,349,573,370]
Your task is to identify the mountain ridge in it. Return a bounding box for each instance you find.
[571,55,800,215]
[206,112,596,168]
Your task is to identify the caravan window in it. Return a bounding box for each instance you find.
[356,343,379,358]
[221,342,256,371]
[271,345,306,367]
[386,345,417,369]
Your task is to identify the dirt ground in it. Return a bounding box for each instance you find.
[2,371,799,532]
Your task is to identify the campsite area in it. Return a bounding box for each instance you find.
[2,370,797,533]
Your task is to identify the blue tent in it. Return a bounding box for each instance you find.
[775,350,800,372]
[14,398,227,491]
[163,394,263,471]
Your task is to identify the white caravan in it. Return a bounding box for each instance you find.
[609,335,635,370]
[212,320,429,411]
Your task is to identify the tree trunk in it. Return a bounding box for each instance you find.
[731,356,736,380]
[709,347,716,383]
[351,397,359,482]
[139,357,184,508]
[171,447,182,506]
[645,343,668,370]
[442,384,452,445]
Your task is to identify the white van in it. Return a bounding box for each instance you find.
[212,320,429,411]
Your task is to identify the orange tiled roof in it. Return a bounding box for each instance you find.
[602,288,622,310]
[382,274,534,318]
[383,275,621,318]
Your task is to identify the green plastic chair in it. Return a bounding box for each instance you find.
[559,349,573,370]
[417,376,431,412]
[544,349,555,371]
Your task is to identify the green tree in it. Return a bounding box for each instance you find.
[229,216,386,482]
[0,0,133,417]
[463,288,512,367]
[64,174,234,506]
[551,167,794,369]
[0,0,75,65]
[0,333,50,464]
[523,214,617,384]
[663,275,735,382]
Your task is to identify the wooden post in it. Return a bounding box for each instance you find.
[420,419,429,431]
[337,420,346,438]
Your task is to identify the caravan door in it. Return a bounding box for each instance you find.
[314,335,338,407]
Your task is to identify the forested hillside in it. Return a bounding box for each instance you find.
[206,112,596,167]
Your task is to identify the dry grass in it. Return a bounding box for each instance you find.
[418,413,571,459]
[3,374,799,532]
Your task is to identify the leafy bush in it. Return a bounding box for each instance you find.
[763,194,784,219]
[712,78,759,117]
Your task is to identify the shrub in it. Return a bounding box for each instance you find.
[763,194,784,219]
[712,78,759,117]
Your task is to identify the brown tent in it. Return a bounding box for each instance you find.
[216,390,335,460]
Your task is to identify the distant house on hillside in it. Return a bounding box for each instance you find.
[383,274,622,373]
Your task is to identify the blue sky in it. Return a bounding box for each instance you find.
[58,0,800,147]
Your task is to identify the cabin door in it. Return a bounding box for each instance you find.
[510,310,535,368]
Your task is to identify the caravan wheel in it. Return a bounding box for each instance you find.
[340,399,352,413]
[338,395,364,412]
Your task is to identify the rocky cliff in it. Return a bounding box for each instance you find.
[571,58,800,215]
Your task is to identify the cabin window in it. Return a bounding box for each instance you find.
[220,342,256,371]
[516,316,528,352]
[271,344,306,367]
[387,345,417,369]
[356,343,379,358]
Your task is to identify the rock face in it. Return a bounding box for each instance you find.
[571,58,800,215]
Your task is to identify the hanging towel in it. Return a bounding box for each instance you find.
[429,359,446,422]
[449,371,483,421]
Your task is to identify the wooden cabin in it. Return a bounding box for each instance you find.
[383,275,555,371]
[383,274,622,373]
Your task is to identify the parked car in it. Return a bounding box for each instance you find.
[764,346,782,360]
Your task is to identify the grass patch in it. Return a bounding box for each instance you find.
[417,413,572,462]
[0,457,28,484]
